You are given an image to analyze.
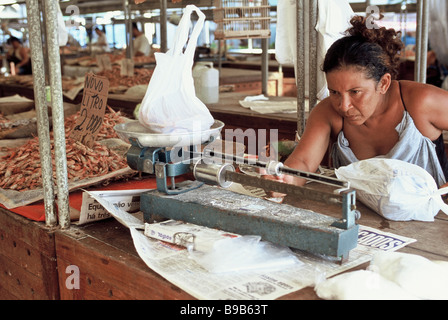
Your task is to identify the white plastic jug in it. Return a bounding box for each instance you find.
[193,61,219,104]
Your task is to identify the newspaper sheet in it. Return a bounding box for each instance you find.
[86,190,416,300]
[76,189,151,225]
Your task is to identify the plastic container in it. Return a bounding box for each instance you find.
[193,61,219,104]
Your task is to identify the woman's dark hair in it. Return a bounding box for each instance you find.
[7,36,21,45]
[323,15,403,81]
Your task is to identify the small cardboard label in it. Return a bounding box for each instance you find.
[71,73,109,148]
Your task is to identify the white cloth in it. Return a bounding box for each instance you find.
[133,34,151,56]
[316,251,448,300]
[428,0,448,66]
[275,0,354,100]
[57,2,68,47]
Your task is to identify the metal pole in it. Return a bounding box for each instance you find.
[217,39,222,74]
[44,0,70,229]
[25,0,56,227]
[123,0,133,58]
[160,0,168,53]
[419,0,429,83]
[296,1,306,136]
[261,38,268,95]
[414,0,423,81]
[309,0,318,111]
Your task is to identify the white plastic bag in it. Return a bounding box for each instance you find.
[314,269,419,300]
[138,5,214,133]
[335,158,448,221]
[370,251,448,300]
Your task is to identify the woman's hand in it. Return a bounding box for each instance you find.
[262,173,287,199]
[262,173,304,201]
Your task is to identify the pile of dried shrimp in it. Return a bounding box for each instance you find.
[0,107,129,191]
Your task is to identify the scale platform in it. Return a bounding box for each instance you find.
[141,182,359,261]
[114,120,224,148]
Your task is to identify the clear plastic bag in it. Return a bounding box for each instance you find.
[138,5,214,134]
[188,235,303,274]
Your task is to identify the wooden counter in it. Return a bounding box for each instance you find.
[206,92,299,155]
[55,183,448,300]
[1,174,447,300]
[221,58,295,78]
[55,218,195,300]
[0,66,290,115]
[0,207,59,300]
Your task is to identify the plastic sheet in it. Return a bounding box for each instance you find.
[188,235,303,274]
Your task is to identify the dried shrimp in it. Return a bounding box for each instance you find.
[0,107,129,191]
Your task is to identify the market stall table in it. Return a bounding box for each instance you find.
[0,67,288,116]
[55,179,448,300]
[2,174,446,300]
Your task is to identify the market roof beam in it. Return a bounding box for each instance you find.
[59,0,214,14]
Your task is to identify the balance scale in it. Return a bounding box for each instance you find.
[114,120,360,262]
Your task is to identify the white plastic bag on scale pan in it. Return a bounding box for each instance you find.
[335,158,448,221]
[138,5,214,133]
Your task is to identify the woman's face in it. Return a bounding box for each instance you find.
[326,66,386,126]
[11,40,21,49]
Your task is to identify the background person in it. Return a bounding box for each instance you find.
[93,27,110,52]
[6,36,31,75]
[132,22,151,57]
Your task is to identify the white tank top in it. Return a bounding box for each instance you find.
[331,111,447,187]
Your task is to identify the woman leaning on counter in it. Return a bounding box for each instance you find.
[275,16,448,190]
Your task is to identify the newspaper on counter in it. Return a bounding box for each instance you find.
[87,190,417,300]
[144,220,240,252]
[76,189,150,225]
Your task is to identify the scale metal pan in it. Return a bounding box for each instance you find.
[114,120,224,147]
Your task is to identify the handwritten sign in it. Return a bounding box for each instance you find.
[71,73,109,148]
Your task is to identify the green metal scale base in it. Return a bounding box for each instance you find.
[141,183,359,261]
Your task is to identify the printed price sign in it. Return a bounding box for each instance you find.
[71,73,109,148]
